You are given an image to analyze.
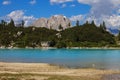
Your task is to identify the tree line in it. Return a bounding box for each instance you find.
[0,19,120,48]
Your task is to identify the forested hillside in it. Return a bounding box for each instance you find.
[0,19,118,48]
[61,21,116,47]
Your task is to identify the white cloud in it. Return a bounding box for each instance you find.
[104,15,120,29]
[77,0,99,5]
[2,0,11,5]
[75,0,120,29]
[111,0,120,7]
[29,0,36,5]
[77,0,120,6]
[70,15,85,21]
[23,16,37,26]
[69,14,120,29]
[7,10,37,26]
[117,9,120,14]
[61,4,66,8]
[77,0,120,17]
[70,4,75,7]
[50,0,73,4]
[7,10,24,21]
[50,0,120,29]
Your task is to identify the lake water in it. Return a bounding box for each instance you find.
[0,49,120,70]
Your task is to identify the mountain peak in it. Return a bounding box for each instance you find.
[32,15,71,30]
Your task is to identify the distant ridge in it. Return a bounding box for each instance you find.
[32,15,71,30]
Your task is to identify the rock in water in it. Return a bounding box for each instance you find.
[32,15,71,30]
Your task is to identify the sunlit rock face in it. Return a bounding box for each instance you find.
[32,18,48,28]
[32,15,71,30]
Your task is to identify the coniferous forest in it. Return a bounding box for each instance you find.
[0,19,120,48]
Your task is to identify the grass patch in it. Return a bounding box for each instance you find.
[0,73,101,80]
[46,76,101,80]
[0,73,47,80]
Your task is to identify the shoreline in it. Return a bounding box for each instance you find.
[0,62,120,80]
[0,62,119,74]
[1,46,120,50]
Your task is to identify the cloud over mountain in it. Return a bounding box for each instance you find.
[0,0,120,30]
[50,0,120,29]
[7,10,37,26]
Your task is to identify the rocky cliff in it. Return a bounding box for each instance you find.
[32,15,71,30]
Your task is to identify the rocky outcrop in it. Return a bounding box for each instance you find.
[32,15,71,30]
[32,18,48,28]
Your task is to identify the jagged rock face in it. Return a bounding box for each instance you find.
[32,18,48,28]
[32,15,71,30]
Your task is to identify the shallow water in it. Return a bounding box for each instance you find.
[0,49,120,70]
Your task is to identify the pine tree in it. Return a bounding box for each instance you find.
[99,21,107,31]
[86,21,89,24]
[118,30,120,40]
[1,20,7,27]
[102,21,106,31]
[91,20,95,26]
[100,24,103,29]
[21,20,25,27]
[8,19,15,27]
[76,20,79,26]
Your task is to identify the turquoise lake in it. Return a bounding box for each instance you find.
[0,49,120,70]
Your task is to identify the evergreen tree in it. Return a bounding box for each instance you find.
[76,20,79,26]
[8,19,15,27]
[100,23,103,29]
[99,21,106,31]
[21,20,25,27]
[91,20,95,26]
[118,30,120,40]
[1,20,7,27]
[102,21,106,30]
[86,21,89,24]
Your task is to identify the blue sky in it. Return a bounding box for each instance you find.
[0,0,90,17]
[0,0,120,30]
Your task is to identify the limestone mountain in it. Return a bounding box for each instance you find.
[32,15,71,30]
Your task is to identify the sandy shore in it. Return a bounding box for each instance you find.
[0,62,120,80]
